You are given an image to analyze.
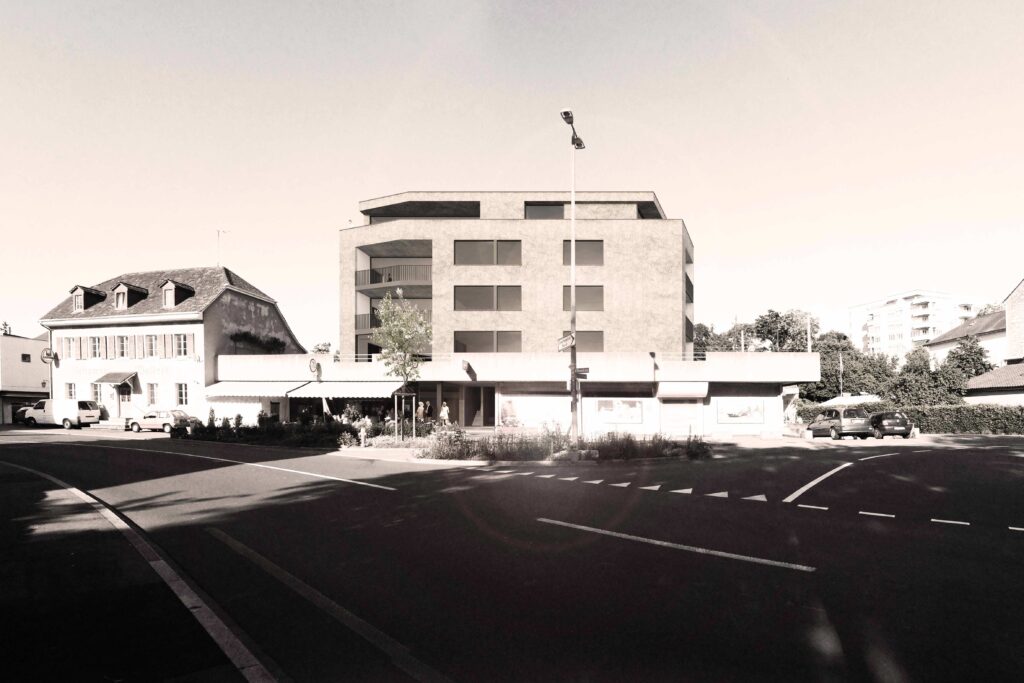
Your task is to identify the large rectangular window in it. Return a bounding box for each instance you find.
[91,383,102,403]
[563,240,604,266]
[563,286,604,311]
[454,331,522,353]
[563,330,604,352]
[176,383,188,406]
[454,286,522,311]
[147,383,157,405]
[89,337,102,358]
[454,240,521,265]
[525,203,563,219]
[116,336,128,358]
[145,335,158,357]
[174,334,187,357]
[65,383,76,399]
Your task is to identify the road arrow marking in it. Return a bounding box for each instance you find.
[639,485,662,491]
[559,476,579,481]
[706,491,729,498]
[743,494,768,502]
[583,479,604,484]
[610,482,631,488]
[536,474,556,478]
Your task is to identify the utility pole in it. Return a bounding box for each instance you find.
[560,109,585,451]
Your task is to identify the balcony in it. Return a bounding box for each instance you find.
[354,264,432,298]
[355,309,432,332]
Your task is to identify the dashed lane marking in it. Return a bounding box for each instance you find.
[513,472,535,476]
[69,444,396,492]
[494,470,515,474]
[208,528,451,683]
[559,476,579,481]
[639,484,662,491]
[706,491,729,498]
[670,488,693,494]
[535,474,556,479]
[931,518,970,526]
[609,482,631,488]
[859,511,896,518]
[798,504,828,510]
[537,518,816,573]
[0,461,275,682]
[911,450,930,453]
[1010,527,1024,532]
[742,494,768,502]
[583,479,604,484]
[782,462,853,504]
[859,452,898,461]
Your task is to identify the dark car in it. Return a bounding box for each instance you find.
[808,407,873,439]
[869,411,913,439]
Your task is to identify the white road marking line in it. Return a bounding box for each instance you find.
[797,504,829,510]
[782,462,853,503]
[494,470,515,474]
[208,528,450,683]
[743,494,768,502]
[706,491,729,498]
[610,482,631,488]
[535,474,556,479]
[859,511,895,518]
[669,488,693,494]
[583,479,604,484]
[73,444,396,491]
[859,452,898,461]
[559,476,579,481]
[931,518,970,526]
[639,484,662,491]
[1010,527,1024,532]
[0,461,273,682]
[537,518,816,573]
[911,449,929,453]
[513,472,535,476]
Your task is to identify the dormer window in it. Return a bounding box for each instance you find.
[111,282,148,309]
[74,293,84,311]
[115,292,126,309]
[160,279,195,308]
[69,285,105,312]
[163,288,175,307]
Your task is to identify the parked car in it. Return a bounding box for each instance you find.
[130,410,192,433]
[807,407,872,439]
[869,411,913,439]
[12,406,29,424]
[24,399,101,429]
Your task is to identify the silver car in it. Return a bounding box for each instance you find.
[130,410,191,433]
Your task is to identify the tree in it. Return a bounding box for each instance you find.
[799,330,897,403]
[753,310,788,351]
[944,336,994,379]
[310,341,332,354]
[753,309,820,351]
[0,321,10,335]
[371,288,432,390]
[886,348,965,405]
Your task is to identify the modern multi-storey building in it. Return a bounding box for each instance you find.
[39,267,304,425]
[0,330,49,423]
[848,290,979,361]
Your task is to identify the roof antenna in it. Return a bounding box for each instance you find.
[216,229,231,266]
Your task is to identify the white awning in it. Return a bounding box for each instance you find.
[287,381,403,399]
[656,381,709,399]
[205,381,308,398]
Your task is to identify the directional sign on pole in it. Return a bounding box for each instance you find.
[557,334,575,352]
[576,367,589,374]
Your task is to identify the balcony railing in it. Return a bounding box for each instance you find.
[355,309,431,330]
[355,265,432,287]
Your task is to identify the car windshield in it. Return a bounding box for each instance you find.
[843,408,869,418]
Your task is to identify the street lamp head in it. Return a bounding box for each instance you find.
[560,109,574,125]
[572,134,585,150]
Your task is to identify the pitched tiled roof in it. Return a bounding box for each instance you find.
[967,363,1024,391]
[41,267,275,322]
[924,311,1006,347]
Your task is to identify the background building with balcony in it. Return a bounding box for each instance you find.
[848,290,981,363]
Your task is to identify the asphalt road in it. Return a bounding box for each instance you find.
[2,428,1023,681]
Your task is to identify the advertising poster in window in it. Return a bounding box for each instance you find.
[716,398,765,424]
[596,399,643,424]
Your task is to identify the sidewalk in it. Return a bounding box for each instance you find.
[0,461,245,680]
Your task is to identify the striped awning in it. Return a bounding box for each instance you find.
[205,381,308,398]
[287,381,403,399]
[656,381,709,399]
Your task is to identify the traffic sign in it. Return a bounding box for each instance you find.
[576,367,589,374]
[557,334,575,352]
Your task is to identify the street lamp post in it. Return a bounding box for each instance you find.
[560,110,585,451]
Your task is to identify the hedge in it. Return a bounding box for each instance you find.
[797,402,1024,434]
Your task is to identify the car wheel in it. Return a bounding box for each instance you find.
[130,423,141,433]
[27,418,36,427]
[859,435,869,439]
[163,424,172,433]
[62,418,73,429]
[830,427,840,440]
[874,428,884,439]
[902,434,911,439]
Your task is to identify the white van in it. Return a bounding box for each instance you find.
[24,399,101,429]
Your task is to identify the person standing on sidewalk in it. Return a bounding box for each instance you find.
[439,402,450,426]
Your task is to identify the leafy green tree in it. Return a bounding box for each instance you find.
[753,309,820,351]
[944,336,994,379]
[370,288,433,390]
[887,348,965,405]
[799,331,897,402]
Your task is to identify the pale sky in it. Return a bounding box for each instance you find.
[2,1,1022,347]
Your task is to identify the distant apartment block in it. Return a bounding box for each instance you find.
[848,290,980,361]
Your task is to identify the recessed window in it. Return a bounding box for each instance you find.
[454,331,522,353]
[145,335,158,357]
[525,203,564,219]
[21,353,30,363]
[65,383,76,399]
[174,334,188,357]
[147,383,157,405]
[116,336,128,357]
[563,330,604,352]
[89,337,102,358]
[176,383,188,406]
[73,293,84,311]
[454,240,521,266]
[563,240,604,266]
[91,383,102,403]
[563,286,604,311]
[454,286,522,311]
[115,291,126,309]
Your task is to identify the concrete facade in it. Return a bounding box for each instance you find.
[0,333,49,423]
[848,290,980,362]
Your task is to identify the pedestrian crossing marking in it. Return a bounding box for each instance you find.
[583,479,604,484]
[742,494,768,502]
[639,485,662,491]
[706,491,729,498]
[559,477,579,481]
[610,482,631,488]
[536,474,555,479]
[670,488,693,494]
